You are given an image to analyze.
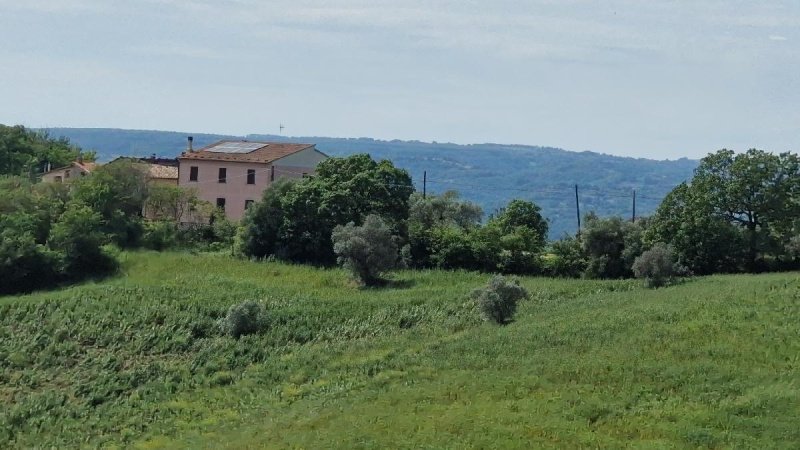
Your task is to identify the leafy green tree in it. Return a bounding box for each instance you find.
[71,160,148,247]
[332,215,398,286]
[239,154,413,265]
[0,125,90,177]
[581,214,644,279]
[645,182,745,274]
[407,191,482,267]
[544,235,587,278]
[488,199,548,246]
[48,204,117,278]
[237,178,296,259]
[692,149,800,270]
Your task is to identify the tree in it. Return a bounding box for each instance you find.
[71,160,149,246]
[144,184,203,222]
[332,215,398,286]
[581,214,643,279]
[407,191,483,268]
[692,149,800,270]
[48,204,116,278]
[645,182,745,274]
[0,125,90,177]
[239,154,413,265]
[237,178,296,258]
[488,199,548,246]
[470,275,529,324]
[632,243,679,288]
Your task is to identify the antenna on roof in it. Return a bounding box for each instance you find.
[279,123,285,135]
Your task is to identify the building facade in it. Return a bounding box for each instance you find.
[40,160,97,183]
[178,139,327,222]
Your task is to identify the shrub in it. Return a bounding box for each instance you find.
[141,220,177,250]
[470,275,529,324]
[48,204,117,279]
[332,214,398,286]
[632,243,679,288]
[544,236,587,278]
[220,301,268,339]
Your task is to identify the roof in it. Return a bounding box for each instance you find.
[43,160,97,175]
[179,140,316,163]
[147,164,179,180]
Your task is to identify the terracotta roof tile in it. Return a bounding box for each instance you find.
[147,164,179,180]
[179,140,316,164]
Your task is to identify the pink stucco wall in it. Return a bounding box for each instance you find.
[177,160,314,222]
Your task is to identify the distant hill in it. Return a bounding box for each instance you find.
[44,128,698,238]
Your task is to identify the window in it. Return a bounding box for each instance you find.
[54,176,62,183]
[218,167,227,183]
[247,169,256,185]
[189,166,199,181]
[216,197,226,212]
[64,169,71,179]
[245,199,254,210]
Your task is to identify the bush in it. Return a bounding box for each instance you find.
[48,204,117,279]
[141,221,178,250]
[220,301,268,339]
[544,236,587,278]
[470,275,529,324]
[632,243,679,288]
[332,214,398,286]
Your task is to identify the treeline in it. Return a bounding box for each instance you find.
[2,127,799,294]
[0,161,235,295]
[0,125,93,176]
[237,149,800,283]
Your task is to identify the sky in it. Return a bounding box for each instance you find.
[0,0,798,159]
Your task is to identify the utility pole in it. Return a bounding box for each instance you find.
[423,171,427,199]
[632,190,637,223]
[575,184,581,235]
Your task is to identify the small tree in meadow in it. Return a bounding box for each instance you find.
[632,243,678,288]
[470,275,529,324]
[332,214,398,286]
[221,301,267,339]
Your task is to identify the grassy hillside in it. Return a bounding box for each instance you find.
[42,128,698,238]
[1,252,798,448]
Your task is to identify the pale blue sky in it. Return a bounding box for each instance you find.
[1,0,797,159]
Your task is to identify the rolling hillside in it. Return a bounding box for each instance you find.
[1,252,798,448]
[44,128,699,238]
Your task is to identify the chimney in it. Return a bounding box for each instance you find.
[187,136,194,152]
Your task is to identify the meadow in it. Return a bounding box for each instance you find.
[1,252,798,448]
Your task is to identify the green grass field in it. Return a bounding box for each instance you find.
[1,252,799,448]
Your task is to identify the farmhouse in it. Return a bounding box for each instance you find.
[40,158,97,183]
[178,137,327,221]
[108,156,179,186]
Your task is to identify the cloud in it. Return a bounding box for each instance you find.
[769,35,788,41]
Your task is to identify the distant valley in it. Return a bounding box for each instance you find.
[44,128,699,238]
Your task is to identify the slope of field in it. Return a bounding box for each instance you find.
[42,128,698,238]
[1,252,798,448]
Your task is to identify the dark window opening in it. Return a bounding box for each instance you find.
[216,197,226,212]
[245,199,254,210]
[218,168,227,183]
[189,166,199,181]
[247,169,256,185]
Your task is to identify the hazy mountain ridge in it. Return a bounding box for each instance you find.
[44,128,698,238]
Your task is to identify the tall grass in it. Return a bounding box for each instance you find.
[1,251,798,448]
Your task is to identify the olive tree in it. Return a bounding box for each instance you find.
[332,214,398,286]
